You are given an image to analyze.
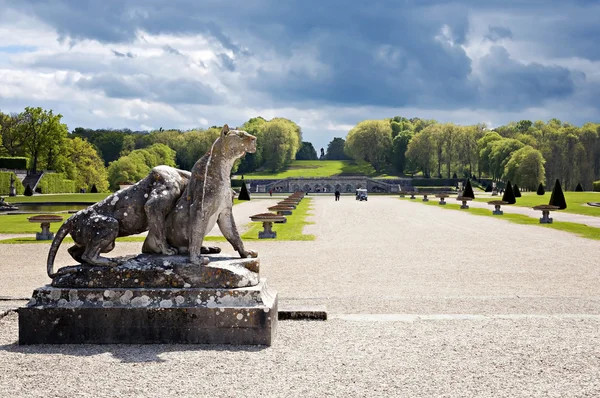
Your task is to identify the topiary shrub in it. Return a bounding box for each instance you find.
[502,181,516,204]
[452,172,458,179]
[24,184,33,196]
[238,181,251,201]
[462,179,475,199]
[513,184,521,198]
[593,181,600,192]
[575,183,584,192]
[549,179,567,210]
[90,184,98,193]
[485,184,493,192]
[537,183,545,195]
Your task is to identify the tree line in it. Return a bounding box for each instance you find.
[343,117,600,190]
[0,108,306,191]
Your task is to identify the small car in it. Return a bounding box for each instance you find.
[356,188,368,201]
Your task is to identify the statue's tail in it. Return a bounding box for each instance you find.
[46,219,72,278]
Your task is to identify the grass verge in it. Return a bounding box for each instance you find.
[473,192,600,217]
[0,198,315,243]
[400,197,600,241]
[239,160,397,179]
[4,193,110,203]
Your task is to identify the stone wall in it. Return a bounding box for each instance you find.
[251,177,412,193]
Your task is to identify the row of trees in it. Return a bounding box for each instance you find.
[344,117,600,190]
[1,108,308,192]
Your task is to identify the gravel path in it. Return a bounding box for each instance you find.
[1,196,599,397]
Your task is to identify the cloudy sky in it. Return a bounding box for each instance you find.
[0,1,599,150]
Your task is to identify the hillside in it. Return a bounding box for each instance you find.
[236,160,398,179]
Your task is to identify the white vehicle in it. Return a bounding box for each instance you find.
[355,188,368,201]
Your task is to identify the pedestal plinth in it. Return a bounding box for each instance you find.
[19,254,277,345]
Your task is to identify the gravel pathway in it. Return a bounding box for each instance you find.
[1,195,599,397]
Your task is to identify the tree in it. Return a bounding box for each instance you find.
[391,130,412,173]
[513,183,521,197]
[462,179,475,199]
[295,142,318,160]
[549,179,567,209]
[18,107,68,172]
[405,127,435,176]
[238,180,251,201]
[261,119,301,171]
[575,182,584,192]
[63,137,109,192]
[537,183,545,195]
[502,181,516,204]
[345,120,393,172]
[0,112,24,156]
[502,146,545,190]
[325,137,350,160]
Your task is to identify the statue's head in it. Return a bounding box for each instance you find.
[218,124,257,158]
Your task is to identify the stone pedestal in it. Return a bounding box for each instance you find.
[36,222,54,240]
[259,222,276,239]
[19,254,277,345]
[493,209,504,215]
[9,186,16,197]
[422,195,429,202]
[540,210,553,224]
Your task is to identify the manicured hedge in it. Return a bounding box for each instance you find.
[37,173,77,194]
[593,181,600,192]
[231,179,246,188]
[0,172,25,195]
[0,157,28,169]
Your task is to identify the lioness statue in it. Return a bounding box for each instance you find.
[46,166,191,277]
[147,124,258,265]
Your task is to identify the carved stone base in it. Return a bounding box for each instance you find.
[52,253,260,289]
[19,279,277,345]
[258,231,277,239]
[493,210,503,215]
[36,231,54,240]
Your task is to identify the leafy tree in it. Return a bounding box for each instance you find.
[261,119,301,171]
[391,130,412,173]
[62,137,109,192]
[295,142,318,160]
[549,179,567,209]
[503,146,545,190]
[345,120,393,172]
[575,182,584,192]
[18,107,68,172]
[502,181,516,204]
[0,112,24,156]
[537,183,545,195]
[405,126,435,176]
[325,137,350,160]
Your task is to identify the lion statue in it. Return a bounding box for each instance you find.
[146,124,258,265]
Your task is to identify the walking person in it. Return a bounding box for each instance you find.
[335,189,340,201]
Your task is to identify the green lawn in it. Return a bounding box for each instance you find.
[401,197,600,241]
[240,197,315,241]
[239,160,398,179]
[473,192,600,217]
[4,193,110,203]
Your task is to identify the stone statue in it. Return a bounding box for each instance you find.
[154,124,258,265]
[9,174,16,197]
[320,148,325,159]
[46,166,191,276]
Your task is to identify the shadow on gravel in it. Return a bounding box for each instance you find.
[0,341,268,363]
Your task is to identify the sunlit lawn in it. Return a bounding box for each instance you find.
[401,197,600,241]
[239,160,398,179]
[473,192,600,217]
[4,193,110,203]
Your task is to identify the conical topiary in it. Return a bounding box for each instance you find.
[485,184,493,193]
[452,172,458,179]
[537,183,545,195]
[502,181,516,204]
[90,184,98,193]
[575,183,583,192]
[549,179,567,210]
[462,179,475,199]
[513,183,521,197]
[24,184,33,196]
[238,181,251,201]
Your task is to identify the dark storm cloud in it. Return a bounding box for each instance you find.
[3,0,598,110]
[76,74,222,105]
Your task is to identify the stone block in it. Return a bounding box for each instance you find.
[19,279,277,345]
[493,210,503,215]
[258,231,276,239]
[36,231,54,240]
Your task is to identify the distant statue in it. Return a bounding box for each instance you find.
[9,174,16,197]
[320,148,325,160]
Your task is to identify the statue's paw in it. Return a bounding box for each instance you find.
[243,249,258,258]
[162,246,178,255]
[190,255,210,266]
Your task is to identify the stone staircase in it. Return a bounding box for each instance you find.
[21,172,44,191]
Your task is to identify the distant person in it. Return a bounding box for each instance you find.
[269,189,273,197]
[335,190,340,201]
